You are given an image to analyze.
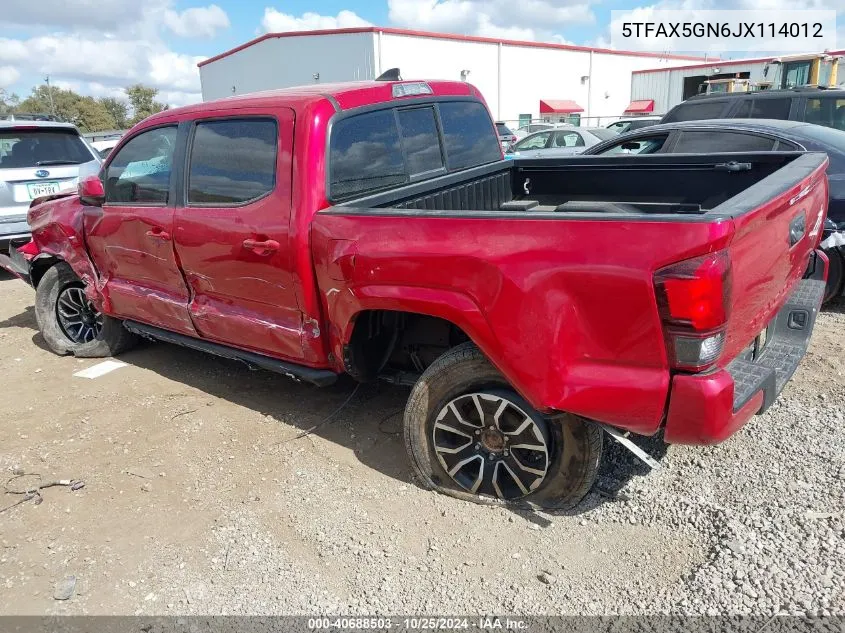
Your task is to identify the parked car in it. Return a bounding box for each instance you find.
[661,86,845,132]
[91,138,121,159]
[0,121,101,248]
[505,127,618,158]
[495,122,517,151]
[585,118,845,302]
[606,115,662,134]
[0,79,829,510]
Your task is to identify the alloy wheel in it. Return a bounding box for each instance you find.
[432,392,551,500]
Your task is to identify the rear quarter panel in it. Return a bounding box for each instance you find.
[312,212,733,434]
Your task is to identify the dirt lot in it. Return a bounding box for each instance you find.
[0,270,843,616]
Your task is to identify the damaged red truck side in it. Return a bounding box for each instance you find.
[1,79,830,509]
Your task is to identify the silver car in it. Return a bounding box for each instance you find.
[0,121,101,246]
[505,127,619,158]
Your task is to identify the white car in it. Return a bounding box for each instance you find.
[0,121,101,247]
[505,127,619,159]
[605,115,662,134]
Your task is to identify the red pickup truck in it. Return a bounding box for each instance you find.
[1,78,829,510]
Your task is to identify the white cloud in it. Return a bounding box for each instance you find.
[0,0,219,108]
[0,66,20,88]
[163,4,230,38]
[386,0,594,41]
[1,0,157,32]
[261,8,372,32]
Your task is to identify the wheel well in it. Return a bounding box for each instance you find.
[344,310,471,382]
[30,256,61,288]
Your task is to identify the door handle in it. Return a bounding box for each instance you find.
[145,228,171,240]
[243,238,279,254]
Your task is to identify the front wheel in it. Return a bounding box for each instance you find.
[34,263,137,357]
[404,342,602,510]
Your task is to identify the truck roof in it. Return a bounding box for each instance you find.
[145,79,478,123]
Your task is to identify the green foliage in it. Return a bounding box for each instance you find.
[17,85,116,132]
[7,83,169,131]
[98,97,130,129]
[125,84,168,126]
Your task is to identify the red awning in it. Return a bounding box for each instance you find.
[623,99,655,114]
[539,99,584,114]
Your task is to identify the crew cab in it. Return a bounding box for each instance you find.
[0,78,830,510]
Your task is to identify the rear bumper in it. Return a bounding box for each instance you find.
[664,249,827,445]
[0,241,34,286]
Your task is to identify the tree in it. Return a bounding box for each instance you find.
[125,84,168,126]
[0,88,20,115]
[17,85,116,132]
[98,97,129,129]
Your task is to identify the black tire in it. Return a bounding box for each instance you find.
[34,263,137,357]
[404,342,602,510]
[822,247,844,305]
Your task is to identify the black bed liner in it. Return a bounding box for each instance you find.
[328,151,824,222]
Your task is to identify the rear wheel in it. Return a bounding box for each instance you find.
[34,263,137,357]
[404,342,602,509]
[823,247,844,305]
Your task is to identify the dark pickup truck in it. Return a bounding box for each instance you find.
[1,78,830,509]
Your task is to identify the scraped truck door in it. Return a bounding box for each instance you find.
[173,110,304,362]
[86,124,196,335]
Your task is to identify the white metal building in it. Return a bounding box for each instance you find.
[631,51,845,115]
[198,27,705,125]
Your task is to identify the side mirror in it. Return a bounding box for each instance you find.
[78,174,105,207]
[621,142,641,150]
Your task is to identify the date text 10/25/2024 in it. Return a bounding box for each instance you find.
[307,617,529,630]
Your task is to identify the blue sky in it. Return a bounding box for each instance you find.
[1,0,842,107]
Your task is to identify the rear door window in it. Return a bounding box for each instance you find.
[188,118,277,205]
[397,107,444,176]
[663,100,729,123]
[438,101,502,170]
[673,131,777,152]
[747,98,791,119]
[551,131,584,147]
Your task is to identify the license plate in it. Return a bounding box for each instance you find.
[27,182,61,199]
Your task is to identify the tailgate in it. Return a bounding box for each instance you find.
[719,152,829,361]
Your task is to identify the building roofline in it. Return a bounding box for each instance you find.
[197,27,712,68]
[632,50,845,74]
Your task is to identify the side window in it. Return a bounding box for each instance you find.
[664,100,728,123]
[674,131,776,153]
[105,126,177,205]
[734,100,753,118]
[748,98,791,120]
[188,119,277,205]
[552,131,584,147]
[397,107,444,176]
[804,97,845,131]
[330,110,406,200]
[438,101,502,170]
[598,135,669,155]
[516,132,551,150]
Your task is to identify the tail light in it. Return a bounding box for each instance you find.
[654,251,732,371]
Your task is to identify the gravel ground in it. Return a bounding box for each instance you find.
[0,271,843,616]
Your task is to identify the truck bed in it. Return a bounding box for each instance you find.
[314,150,828,435]
[336,152,812,218]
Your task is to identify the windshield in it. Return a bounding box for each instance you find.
[0,129,93,168]
[496,123,513,136]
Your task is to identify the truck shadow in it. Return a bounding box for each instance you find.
[105,339,668,519]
